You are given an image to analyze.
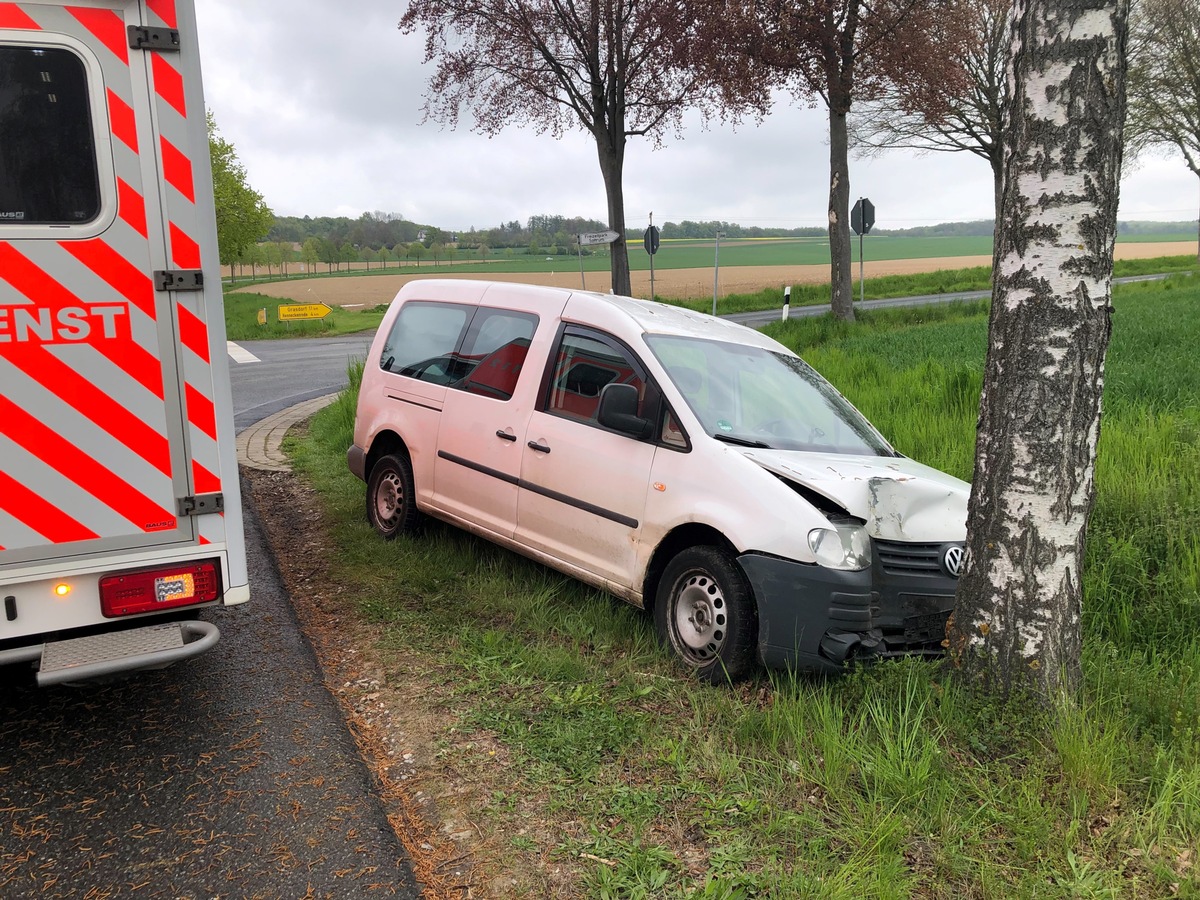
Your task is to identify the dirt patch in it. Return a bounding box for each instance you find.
[233,241,1196,308]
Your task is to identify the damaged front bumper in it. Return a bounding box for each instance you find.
[738,539,961,674]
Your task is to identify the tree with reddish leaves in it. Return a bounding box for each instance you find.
[399,1,763,298]
[730,0,969,320]
[853,0,1011,224]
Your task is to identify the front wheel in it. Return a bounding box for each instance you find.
[366,453,421,539]
[654,546,758,684]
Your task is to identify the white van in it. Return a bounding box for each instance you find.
[348,280,969,682]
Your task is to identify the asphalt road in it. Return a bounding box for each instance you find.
[0,333,418,899]
[228,335,371,430]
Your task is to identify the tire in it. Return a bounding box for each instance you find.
[654,546,758,684]
[365,453,421,539]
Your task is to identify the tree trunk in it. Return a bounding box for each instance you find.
[991,163,1004,233]
[828,105,855,321]
[946,0,1129,700]
[595,132,631,297]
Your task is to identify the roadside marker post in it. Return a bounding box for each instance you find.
[782,285,791,321]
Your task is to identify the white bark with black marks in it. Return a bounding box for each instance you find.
[947,0,1129,699]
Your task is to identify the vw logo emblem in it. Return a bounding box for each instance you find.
[943,545,965,578]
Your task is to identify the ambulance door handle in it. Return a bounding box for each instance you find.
[527,440,551,454]
[495,430,517,442]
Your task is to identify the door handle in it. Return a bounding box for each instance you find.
[527,440,551,453]
[495,430,517,442]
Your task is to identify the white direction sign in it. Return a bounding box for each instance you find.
[578,230,620,246]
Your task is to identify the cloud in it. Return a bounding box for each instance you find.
[195,0,1197,231]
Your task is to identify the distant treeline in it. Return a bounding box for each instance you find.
[266,211,1196,252]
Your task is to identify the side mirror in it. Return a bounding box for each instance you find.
[597,383,652,439]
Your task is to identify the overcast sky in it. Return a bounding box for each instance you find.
[192,1,1196,233]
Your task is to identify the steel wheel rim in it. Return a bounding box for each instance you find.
[672,570,727,662]
[374,470,404,528]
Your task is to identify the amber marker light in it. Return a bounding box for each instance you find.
[53,583,72,598]
[653,482,667,492]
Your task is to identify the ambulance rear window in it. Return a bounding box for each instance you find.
[0,45,101,225]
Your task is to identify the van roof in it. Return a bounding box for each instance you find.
[588,290,787,352]
[395,279,789,355]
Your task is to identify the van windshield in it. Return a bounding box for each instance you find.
[645,334,896,457]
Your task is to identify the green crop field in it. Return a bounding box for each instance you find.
[288,274,1200,898]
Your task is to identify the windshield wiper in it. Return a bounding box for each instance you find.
[712,433,771,448]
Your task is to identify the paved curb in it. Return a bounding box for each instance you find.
[237,393,340,472]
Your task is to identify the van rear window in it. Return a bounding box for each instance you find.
[0,45,101,225]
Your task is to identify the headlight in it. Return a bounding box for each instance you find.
[808,524,871,571]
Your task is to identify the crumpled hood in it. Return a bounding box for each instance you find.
[739,449,970,542]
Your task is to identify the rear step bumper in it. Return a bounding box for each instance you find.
[0,621,220,686]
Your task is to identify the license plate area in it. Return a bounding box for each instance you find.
[903,610,951,643]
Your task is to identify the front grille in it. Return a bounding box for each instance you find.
[874,539,944,577]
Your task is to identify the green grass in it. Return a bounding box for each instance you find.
[290,276,1200,898]
[222,290,388,341]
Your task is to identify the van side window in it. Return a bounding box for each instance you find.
[381,302,537,400]
[380,301,471,384]
[0,45,101,225]
[457,309,537,401]
[546,330,654,426]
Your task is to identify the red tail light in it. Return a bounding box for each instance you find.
[99,560,221,617]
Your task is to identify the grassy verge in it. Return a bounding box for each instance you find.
[222,290,388,341]
[288,273,1200,897]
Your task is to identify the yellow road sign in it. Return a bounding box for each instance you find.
[278,303,333,321]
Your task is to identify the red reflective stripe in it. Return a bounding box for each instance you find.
[151,53,186,117]
[0,469,100,544]
[107,89,139,153]
[117,178,148,238]
[177,303,209,363]
[147,0,177,28]
[169,222,201,268]
[192,460,220,495]
[0,395,175,534]
[160,137,195,203]
[61,239,156,320]
[0,3,39,28]
[94,336,164,400]
[0,242,79,305]
[67,7,128,65]
[7,347,172,477]
[185,383,216,440]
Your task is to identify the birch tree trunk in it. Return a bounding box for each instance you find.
[946,0,1129,699]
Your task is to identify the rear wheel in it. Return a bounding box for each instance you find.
[654,546,758,684]
[366,453,421,539]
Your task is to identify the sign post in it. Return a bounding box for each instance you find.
[712,231,725,316]
[577,230,620,290]
[851,198,875,306]
[643,214,660,300]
